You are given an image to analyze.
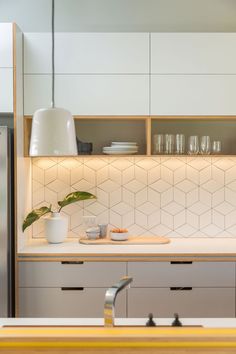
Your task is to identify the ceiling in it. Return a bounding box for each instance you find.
[0,0,236,32]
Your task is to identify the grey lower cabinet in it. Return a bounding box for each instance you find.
[19,287,126,318]
[18,260,236,318]
[18,261,127,318]
[128,288,235,318]
[127,262,236,318]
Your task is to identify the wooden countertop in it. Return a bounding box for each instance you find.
[1,326,236,353]
[18,238,236,262]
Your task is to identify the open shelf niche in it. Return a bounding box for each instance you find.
[24,115,236,157]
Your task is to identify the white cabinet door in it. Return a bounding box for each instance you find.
[151,75,236,115]
[19,261,127,287]
[0,23,13,68]
[24,74,149,115]
[19,287,126,318]
[128,288,235,318]
[128,262,235,287]
[0,68,13,112]
[24,33,149,74]
[151,33,236,74]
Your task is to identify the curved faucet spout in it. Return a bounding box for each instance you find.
[104,276,133,327]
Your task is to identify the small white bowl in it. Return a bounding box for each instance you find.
[110,232,129,241]
[86,231,100,240]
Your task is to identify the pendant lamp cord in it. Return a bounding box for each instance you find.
[51,0,55,108]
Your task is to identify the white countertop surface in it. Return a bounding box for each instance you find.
[1,317,236,328]
[18,238,236,260]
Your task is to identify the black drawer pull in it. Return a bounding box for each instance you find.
[61,261,84,265]
[170,287,192,291]
[170,261,193,264]
[61,287,84,291]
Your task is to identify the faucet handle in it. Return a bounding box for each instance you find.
[172,313,182,327]
[146,313,156,327]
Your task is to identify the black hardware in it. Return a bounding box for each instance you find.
[170,261,192,264]
[146,313,156,327]
[61,261,84,265]
[170,287,192,291]
[172,313,182,327]
[61,287,84,291]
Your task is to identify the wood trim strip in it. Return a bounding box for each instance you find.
[12,22,19,318]
[151,115,236,120]
[145,117,151,155]
[24,115,149,120]
[17,254,236,262]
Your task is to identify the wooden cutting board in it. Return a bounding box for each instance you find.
[79,235,170,245]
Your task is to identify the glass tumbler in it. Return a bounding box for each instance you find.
[200,136,211,155]
[164,134,175,154]
[153,134,164,154]
[175,134,185,154]
[212,140,222,154]
[188,136,199,155]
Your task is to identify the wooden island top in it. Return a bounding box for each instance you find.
[1,325,236,353]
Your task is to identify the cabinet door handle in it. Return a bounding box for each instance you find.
[170,261,193,265]
[170,287,192,291]
[61,287,84,291]
[61,261,84,265]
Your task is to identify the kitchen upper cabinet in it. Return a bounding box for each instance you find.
[0,68,13,112]
[151,33,236,74]
[24,33,149,74]
[24,74,149,115]
[151,75,236,115]
[0,24,13,113]
[0,23,13,67]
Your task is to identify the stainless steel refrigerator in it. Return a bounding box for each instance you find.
[0,124,14,317]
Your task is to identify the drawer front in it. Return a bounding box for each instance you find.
[128,262,235,287]
[151,75,236,115]
[24,75,149,115]
[19,262,127,287]
[128,288,235,318]
[19,287,126,318]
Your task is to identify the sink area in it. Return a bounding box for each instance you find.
[2,318,236,328]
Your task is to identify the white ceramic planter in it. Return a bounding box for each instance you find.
[44,212,68,244]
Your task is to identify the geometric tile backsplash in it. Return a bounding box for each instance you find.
[32,156,236,238]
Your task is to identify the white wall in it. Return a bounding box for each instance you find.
[0,0,236,32]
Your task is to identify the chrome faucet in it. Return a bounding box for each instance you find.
[104,276,133,327]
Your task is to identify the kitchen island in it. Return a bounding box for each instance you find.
[1,318,236,353]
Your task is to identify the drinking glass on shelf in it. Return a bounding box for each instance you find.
[153,134,164,154]
[200,136,211,155]
[212,140,222,154]
[188,136,199,155]
[175,134,185,154]
[164,134,175,154]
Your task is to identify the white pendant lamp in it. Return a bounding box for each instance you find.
[29,0,77,156]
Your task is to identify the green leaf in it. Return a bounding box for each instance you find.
[22,206,52,232]
[58,191,96,211]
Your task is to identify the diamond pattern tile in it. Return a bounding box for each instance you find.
[31,157,236,238]
[137,202,157,215]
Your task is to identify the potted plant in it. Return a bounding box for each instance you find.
[22,191,96,243]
